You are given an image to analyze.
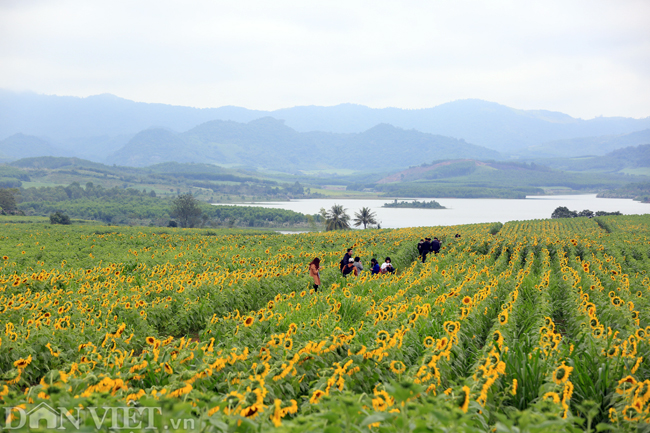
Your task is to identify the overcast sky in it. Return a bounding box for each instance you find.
[1,0,649,119]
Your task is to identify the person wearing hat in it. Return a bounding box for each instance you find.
[342,257,358,277]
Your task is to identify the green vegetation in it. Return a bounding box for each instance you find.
[488,221,503,235]
[383,199,445,209]
[0,187,19,213]
[369,159,636,199]
[550,206,622,219]
[49,211,71,225]
[2,153,649,210]
[0,183,314,228]
[322,204,351,231]
[533,144,650,174]
[376,184,540,199]
[6,157,320,202]
[353,206,378,229]
[170,193,203,228]
[597,181,650,203]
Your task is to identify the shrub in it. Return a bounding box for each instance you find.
[50,211,71,225]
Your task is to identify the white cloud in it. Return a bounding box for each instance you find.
[1,0,649,118]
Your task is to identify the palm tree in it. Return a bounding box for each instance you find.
[353,207,377,229]
[325,204,351,231]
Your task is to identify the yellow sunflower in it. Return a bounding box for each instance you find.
[309,389,326,404]
[389,360,406,374]
[543,392,561,404]
[552,363,573,385]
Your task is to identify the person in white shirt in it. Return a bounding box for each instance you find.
[380,257,395,274]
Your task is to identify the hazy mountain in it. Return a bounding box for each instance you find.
[520,129,650,158]
[108,128,206,167]
[532,144,650,173]
[0,90,265,142]
[0,133,60,162]
[607,144,650,167]
[274,101,650,153]
[106,118,500,171]
[56,134,134,162]
[3,90,650,155]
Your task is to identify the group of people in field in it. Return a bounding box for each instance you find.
[417,237,441,263]
[308,235,455,292]
[338,247,395,277]
[307,247,395,292]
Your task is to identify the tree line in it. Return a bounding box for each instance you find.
[1,185,311,228]
[319,205,379,230]
[551,206,622,219]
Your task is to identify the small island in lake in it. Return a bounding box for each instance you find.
[382,199,446,209]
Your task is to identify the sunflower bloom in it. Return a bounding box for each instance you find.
[552,363,573,385]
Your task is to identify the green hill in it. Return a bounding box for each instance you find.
[354,159,636,198]
[531,144,650,174]
[0,133,60,161]
[105,118,501,171]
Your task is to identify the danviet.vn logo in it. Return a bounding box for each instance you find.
[4,403,195,430]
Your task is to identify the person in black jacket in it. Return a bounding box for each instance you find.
[342,258,358,277]
[340,248,353,272]
[421,238,431,263]
[431,237,441,254]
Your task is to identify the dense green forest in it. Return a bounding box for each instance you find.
[1,183,313,227]
[1,158,318,201]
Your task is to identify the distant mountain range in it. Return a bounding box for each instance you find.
[1,117,500,171]
[2,90,650,158]
[107,118,501,170]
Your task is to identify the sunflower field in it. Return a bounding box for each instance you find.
[0,215,649,432]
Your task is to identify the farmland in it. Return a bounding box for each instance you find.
[0,215,649,431]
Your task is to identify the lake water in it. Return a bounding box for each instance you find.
[215,195,649,229]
